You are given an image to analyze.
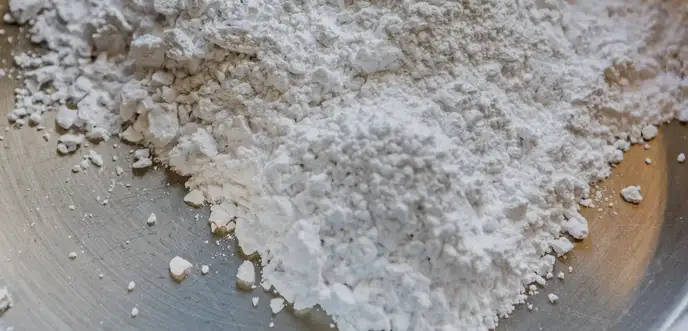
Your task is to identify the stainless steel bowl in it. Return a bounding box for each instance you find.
[0,5,686,330]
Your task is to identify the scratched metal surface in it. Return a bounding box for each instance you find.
[0,4,687,331]
[0,101,331,331]
[0,90,331,330]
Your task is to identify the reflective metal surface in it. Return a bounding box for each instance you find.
[0,3,686,330]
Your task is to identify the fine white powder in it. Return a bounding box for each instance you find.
[6,0,688,330]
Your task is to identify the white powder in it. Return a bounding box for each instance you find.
[6,0,688,330]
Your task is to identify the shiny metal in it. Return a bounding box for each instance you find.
[0,4,686,330]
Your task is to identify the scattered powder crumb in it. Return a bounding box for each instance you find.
[620,186,643,204]
[644,143,651,150]
[71,165,80,173]
[236,260,256,290]
[68,205,75,210]
[547,293,559,304]
[526,304,533,311]
[169,256,193,282]
[252,297,259,307]
[131,307,139,318]
[545,272,554,279]
[68,252,77,260]
[99,273,104,279]
[270,298,285,314]
[127,281,136,292]
[146,213,156,226]
[557,272,565,279]
[201,265,209,275]
[644,158,651,164]
[269,322,275,328]
[116,166,124,176]
[678,153,686,163]
[569,266,574,273]
[42,133,49,141]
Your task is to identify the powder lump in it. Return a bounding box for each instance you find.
[169,256,193,282]
[621,186,643,204]
[146,213,157,226]
[270,298,285,314]
[183,189,204,208]
[550,237,575,257]
[236,260,255,290]
[547,293,559,304]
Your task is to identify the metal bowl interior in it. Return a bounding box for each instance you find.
[0,6,687,331]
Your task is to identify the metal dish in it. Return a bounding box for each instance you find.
[0,6,686,330]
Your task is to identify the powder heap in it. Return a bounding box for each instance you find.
[5,0,688,330]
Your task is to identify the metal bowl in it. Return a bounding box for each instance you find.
[0,7,686,331]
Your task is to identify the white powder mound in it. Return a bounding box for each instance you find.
[6,0,688,330]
